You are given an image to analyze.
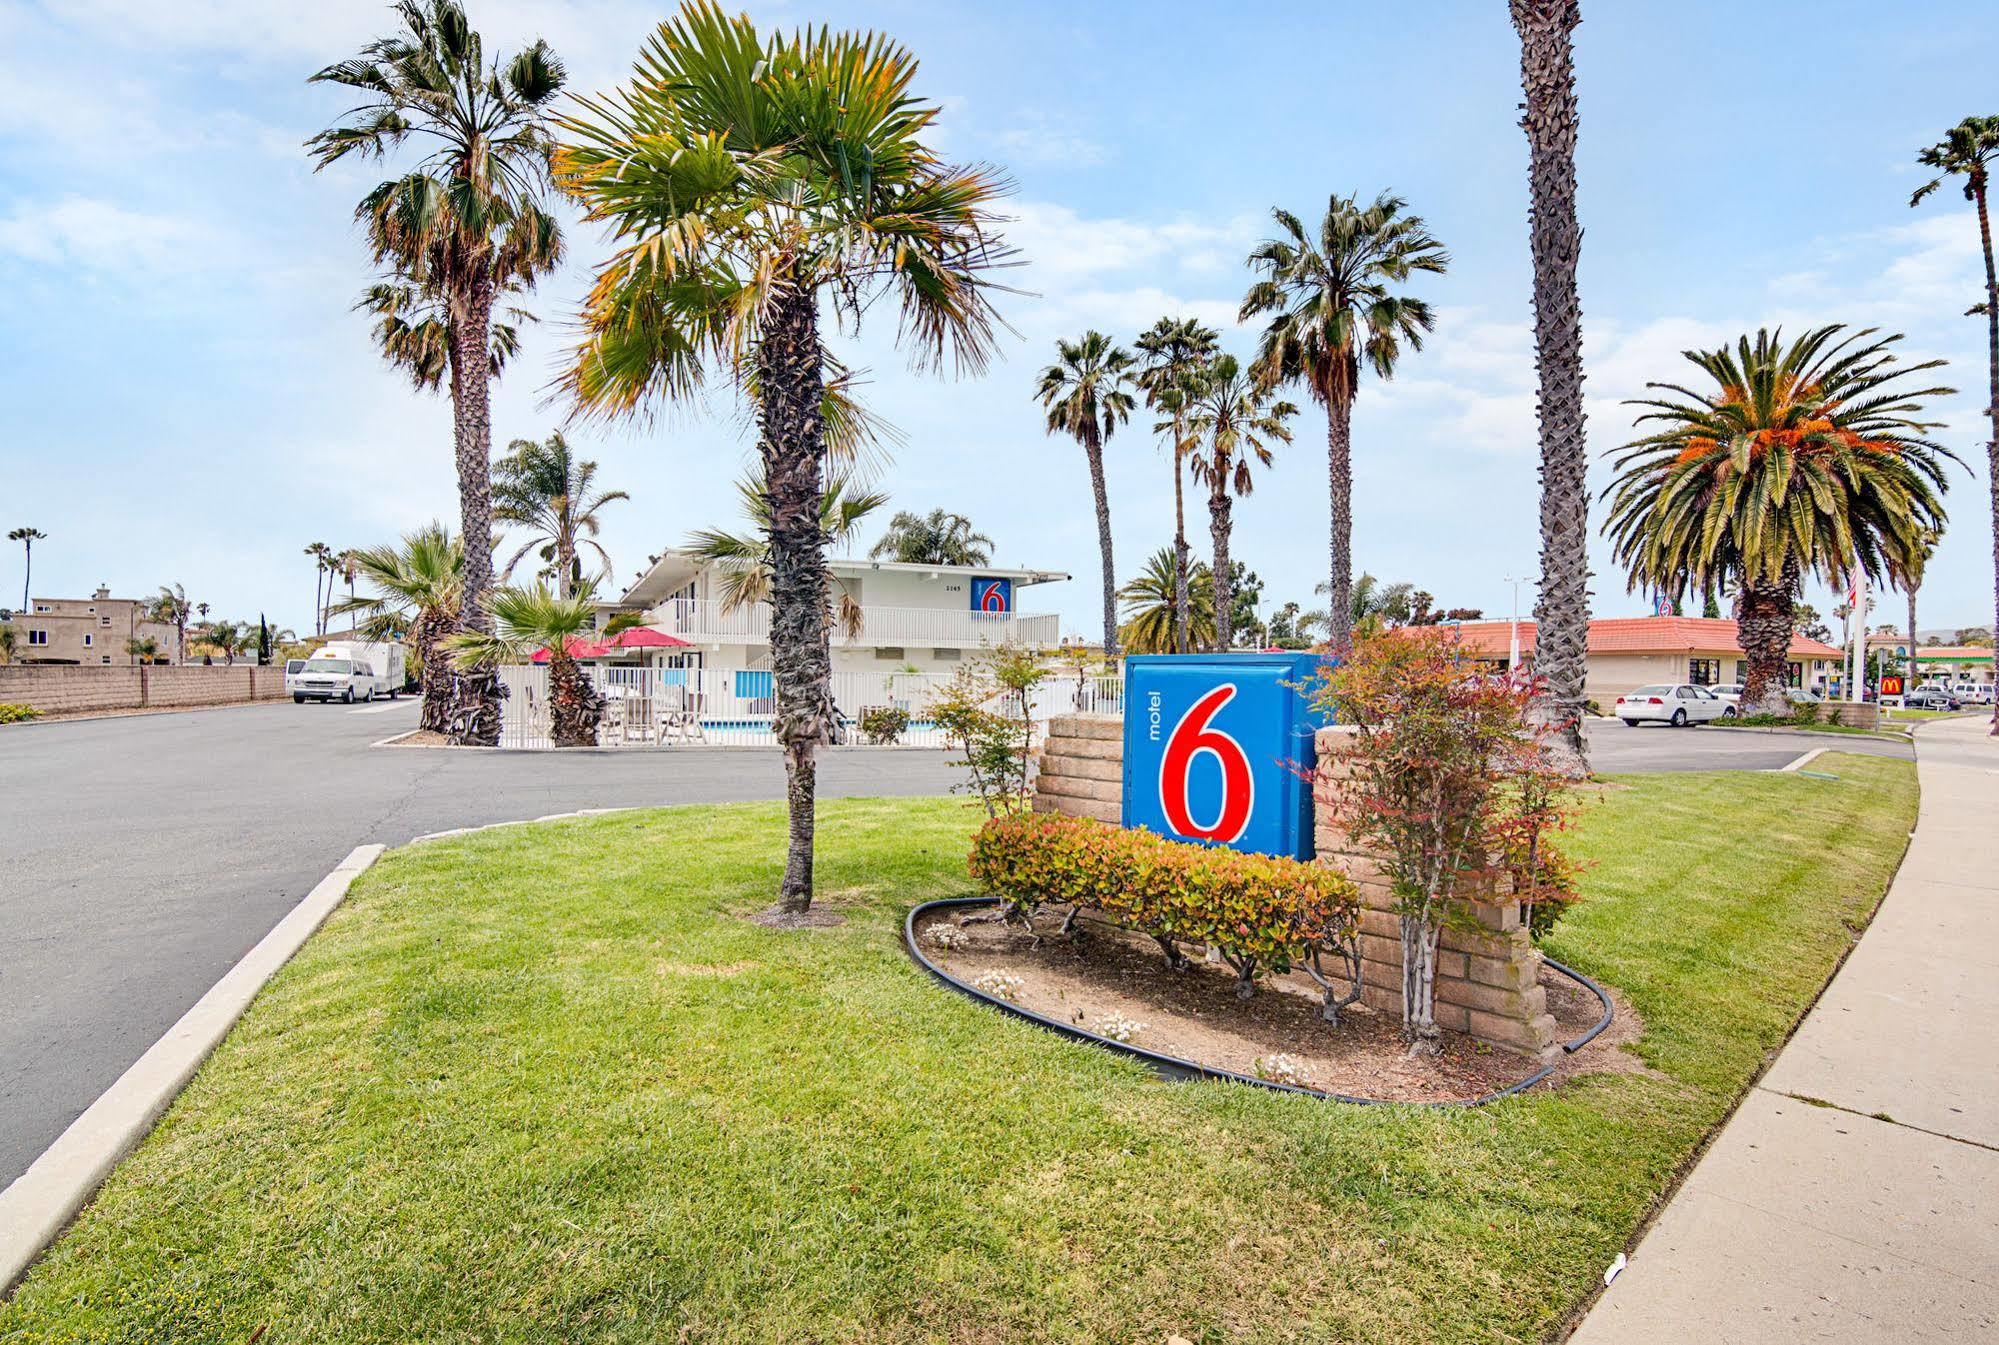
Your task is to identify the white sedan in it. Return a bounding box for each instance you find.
[1615,683,1731,727]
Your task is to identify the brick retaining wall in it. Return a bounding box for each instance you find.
[1032,714,1557,1059]
[0,664,290,715]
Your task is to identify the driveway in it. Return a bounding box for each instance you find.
[0,699,968,1188]
[0,702,1914,1189]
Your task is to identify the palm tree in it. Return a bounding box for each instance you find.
[303,542,335,635]
[9,527,46,612]
[448,584,605,747]
[869,509,994,566]
[125,636,160,665]
[685,474,889,637]
[553,2,1011,915]
[1512,0,1592,767]
[149,584,191,663]
[1911,115,1999,733]
[197,621,243,665]
[1038,332,1136,657]
[1135,318,1221,653]
[492,432,629,597]
[1240,192,1448,657]
[308,0,567,746]
[1892,526,1942,694]
[0,622,18,664]
[1334,572,1418,637]
[1184,355,1296,649]
[330,524,465,733]
[1605,326,1956,714]
[1118,547,1216,654]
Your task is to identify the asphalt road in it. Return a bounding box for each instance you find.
[0,699,969,1188]
[0,702,1913,1188]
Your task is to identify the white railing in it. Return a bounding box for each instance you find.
[646,597,1061,649]
[496,664,1124,751]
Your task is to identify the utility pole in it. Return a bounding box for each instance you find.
[1503,575,1528,673]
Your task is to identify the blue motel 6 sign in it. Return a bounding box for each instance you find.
[1120,652,1331,860]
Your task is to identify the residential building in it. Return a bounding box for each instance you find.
[608,550,1071,679]
[7,586,178,666]
[1445,616,1843,703]
[1862,633,1995,687]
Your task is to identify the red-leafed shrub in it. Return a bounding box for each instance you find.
[967,813,1364,1018]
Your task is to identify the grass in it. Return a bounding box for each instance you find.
[0,755,1916,1344]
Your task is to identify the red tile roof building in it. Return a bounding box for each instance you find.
[1439,616,1844,701]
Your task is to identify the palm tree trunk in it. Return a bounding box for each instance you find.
[1737,562,1798,715]
[445,270,502,747]
[1973,171,1999,734]
[1324,393,1355,658]
[1908,586,1920,693]
[20,538,30,612]
[758,282,833,915]
[1210,473,1234,650]
[548,652,603,747]
[418,612,451,735]
[1172,414,1191,655]
[1513,0,1591,770]
[1086,425,1119,658]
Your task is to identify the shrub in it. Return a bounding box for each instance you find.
[0,702,41,724]
[859,704,911,745]
[967,812,1365,1019]
[1312,629,1578,1050]
[930,642,1048,817]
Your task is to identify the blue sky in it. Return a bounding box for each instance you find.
[3,0,1997,641]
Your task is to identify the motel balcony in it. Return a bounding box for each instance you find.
[644,597,1062,649]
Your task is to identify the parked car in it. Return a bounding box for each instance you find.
[1709,682,1744,713]
[282,658,307,697]
[1615,683,1730,727]
[1904,686,1960,711]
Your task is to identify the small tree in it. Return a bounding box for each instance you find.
[931,642,1048,817]
[1315,628,1574,1052]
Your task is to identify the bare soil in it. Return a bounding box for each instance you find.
[915,906,1647,1103]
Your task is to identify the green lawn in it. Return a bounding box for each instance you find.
[1,755,1916,1344]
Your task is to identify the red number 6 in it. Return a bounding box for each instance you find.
[1159,684,1254,844]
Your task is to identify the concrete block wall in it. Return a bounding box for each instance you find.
[0,664,289,715]
[1028,715,1559,1058]
[1819,700,1880,730]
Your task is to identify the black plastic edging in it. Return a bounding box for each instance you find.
[903,896,1614,1108]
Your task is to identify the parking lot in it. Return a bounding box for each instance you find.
[0,700,1913,1188]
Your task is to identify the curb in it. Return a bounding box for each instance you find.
[0,844,385,1297]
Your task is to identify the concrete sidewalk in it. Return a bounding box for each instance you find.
[1571,715,1999,1342]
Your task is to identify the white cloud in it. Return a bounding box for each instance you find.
[0,195,212,272]
[996,121,1106,168]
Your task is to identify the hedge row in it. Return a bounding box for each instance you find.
[967,813,1363,1013]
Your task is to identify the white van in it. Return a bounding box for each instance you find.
[1952,681,1994,706]
[283,658,307,697]
[293,641,406,704]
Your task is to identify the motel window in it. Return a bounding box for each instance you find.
[82,633,93,647]
[27,629,48,645]
[99,616,111,627]
[1689,658,1720,685]
[874,647,905,661]
[34,604,50,613]
[930,648,961,661]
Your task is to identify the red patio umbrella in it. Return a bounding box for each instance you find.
[530,636,612,663]
[610,627,693,650]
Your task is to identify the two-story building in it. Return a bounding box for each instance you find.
[7,587,177,665]
[607,550,1070,679]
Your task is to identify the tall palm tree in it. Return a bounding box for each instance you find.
[554,2,1011,915]
[1118,547,1215,654]
[448,583,605,747]
[330,524,465,733]
[1892,526,1942,694]
[1512,0,1592,767]
[492,432,629,597]
[1911,115,1999,733]
[1240,193,1448,657]
[1605,326,1956,714]
[1038,331,1136,657]
[685,474,888,637]
[308,0,567,746]
[1183,355,1296,649]
[1135,318,1221,653]
[9,527,46,613]
[303,541,335,635]
[149,584,191,664]
[869,509,993,566]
